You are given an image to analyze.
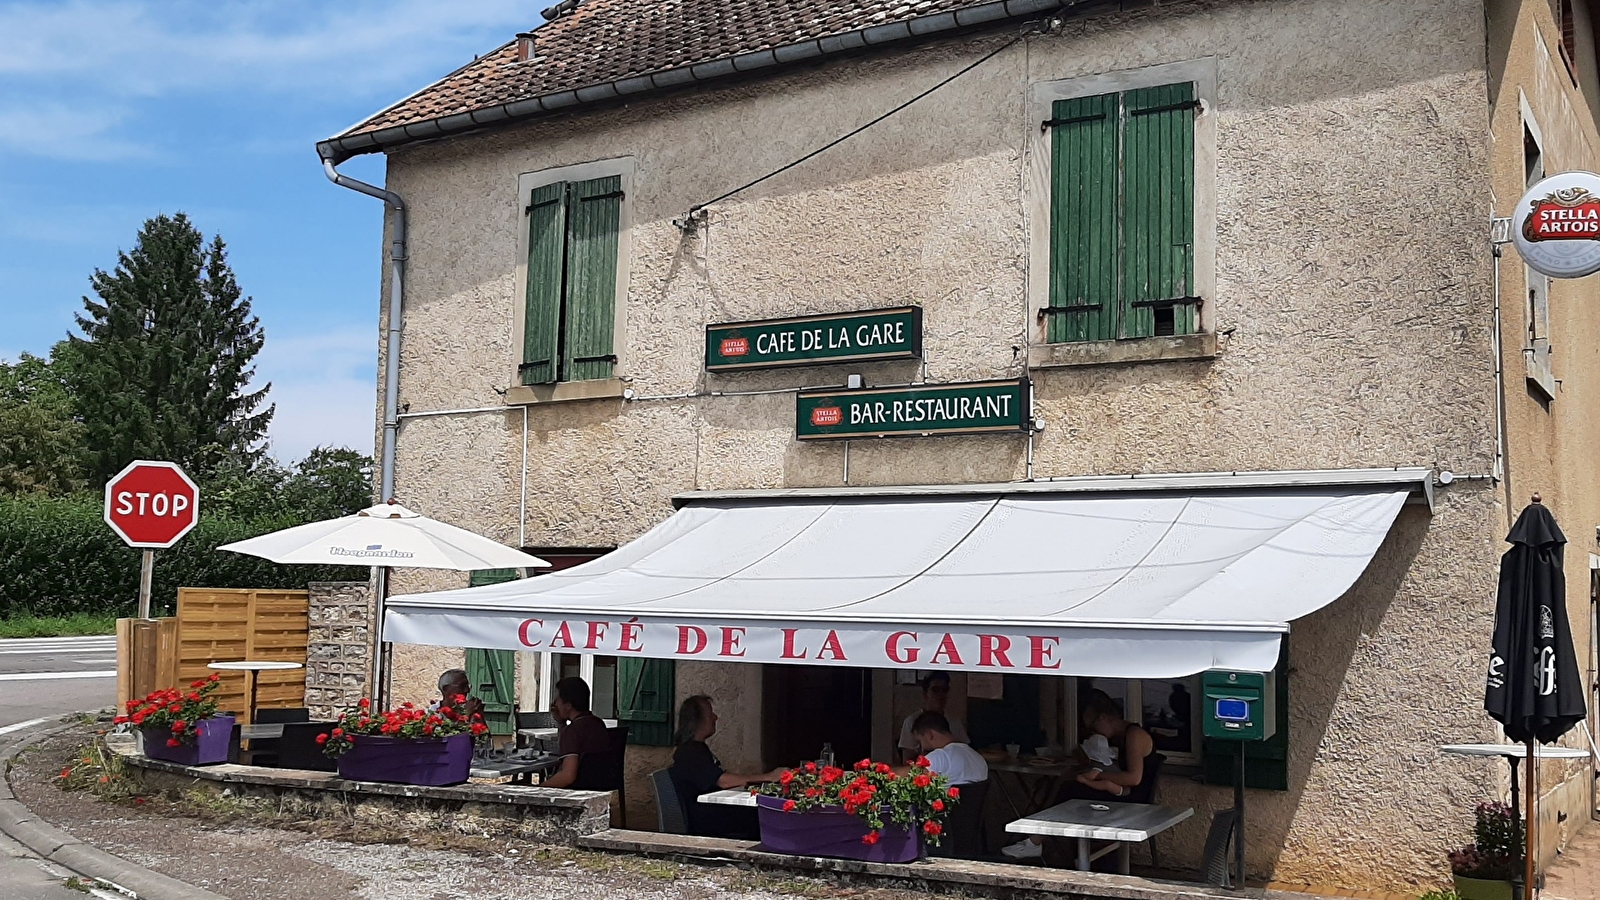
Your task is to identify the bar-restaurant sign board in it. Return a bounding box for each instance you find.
[706,306,922,371]
[796,378,1031,440]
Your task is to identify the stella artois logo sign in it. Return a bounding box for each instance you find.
[1522,187,1600,241]
[1513,171,1600,278]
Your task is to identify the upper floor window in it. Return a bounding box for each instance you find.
[520,175,624,385]
[1044,82,1200,343]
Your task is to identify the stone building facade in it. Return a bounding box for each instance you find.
[320,0,1600,890]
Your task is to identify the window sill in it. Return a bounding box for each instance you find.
[1029,332,1217,370]
[505,378,627,406]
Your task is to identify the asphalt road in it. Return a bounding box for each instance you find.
[0,635,117,729]
[0,635,120,898]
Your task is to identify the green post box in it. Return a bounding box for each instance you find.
[1201,669,1277,741]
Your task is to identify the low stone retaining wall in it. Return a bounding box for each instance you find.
[578,829,1303,900]
[119,748,611,843]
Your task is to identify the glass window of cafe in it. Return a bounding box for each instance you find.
[958,673,1203,766]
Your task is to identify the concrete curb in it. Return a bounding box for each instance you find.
[0,716,232,900]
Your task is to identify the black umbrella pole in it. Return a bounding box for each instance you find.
[1524,740,1536,900]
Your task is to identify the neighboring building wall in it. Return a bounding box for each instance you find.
[304,581,374,720]
[377,0,1513,889]
[1489,0,1600,865]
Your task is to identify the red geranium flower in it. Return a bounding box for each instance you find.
[862,831,880,845]
[783,799,797,812]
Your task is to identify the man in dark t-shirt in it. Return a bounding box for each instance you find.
[668,695,784,839]
[543,677,610,789]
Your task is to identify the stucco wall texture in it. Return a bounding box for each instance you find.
[363,0,1574,890]
[1487,0,1600,866]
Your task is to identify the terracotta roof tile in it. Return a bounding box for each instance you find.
[333,0,1034,147]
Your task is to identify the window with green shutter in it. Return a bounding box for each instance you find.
[1201,642,1289,791]
[521,175,623,385]
[1046,82,1199,343]
[465,568,520,737]
[616,657,675,746]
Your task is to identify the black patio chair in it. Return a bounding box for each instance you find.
[571,726,630,827]
[276,722,338,772]
[244,707,311,767]
[651,768,688,835]
[930,777,989,860]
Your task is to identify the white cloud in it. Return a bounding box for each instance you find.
[252,325,377,463]
[0,101,152,160]
[0,0,530,98]
[0,0,537,160]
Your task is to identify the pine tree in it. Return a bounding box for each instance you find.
[68,213,273,482]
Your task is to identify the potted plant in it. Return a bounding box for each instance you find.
[318,697,488,786]
[116,674,233,766]
[754,757,957,863]
[1449,801,1523,900]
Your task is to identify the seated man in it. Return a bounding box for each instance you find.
[899,711,988,785]
[435,668,484,719]
[669,694,784,839]
[1001,693,1155,860]
[898,672,968,763]
[541,676,609,789]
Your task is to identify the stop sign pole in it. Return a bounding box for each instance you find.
[103,460,201,618]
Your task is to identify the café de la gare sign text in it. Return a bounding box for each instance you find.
[796,378,1031,440]
[705,306,922,371]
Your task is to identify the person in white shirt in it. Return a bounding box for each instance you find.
[897,672,968,762]
[898,711,988,785]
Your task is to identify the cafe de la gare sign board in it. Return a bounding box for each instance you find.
[706,306,922,371]
[796,378,1031,440]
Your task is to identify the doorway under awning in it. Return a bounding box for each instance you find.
[384,468,1431,679]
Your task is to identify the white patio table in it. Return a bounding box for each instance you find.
[1005,798,1193,873]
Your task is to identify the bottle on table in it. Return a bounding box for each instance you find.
[820,742,835,768]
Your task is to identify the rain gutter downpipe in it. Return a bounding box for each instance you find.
[321,158,406,504]
[321,156,406,710]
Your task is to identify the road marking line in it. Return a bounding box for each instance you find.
[0,671,115,682]
[0,717,51,736]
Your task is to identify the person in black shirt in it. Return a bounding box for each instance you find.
[543,677,610,789]
[669,694,784,839]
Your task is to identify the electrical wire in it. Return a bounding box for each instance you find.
[685,27,1034,220]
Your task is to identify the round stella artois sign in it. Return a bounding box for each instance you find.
[1513,171,1600,278]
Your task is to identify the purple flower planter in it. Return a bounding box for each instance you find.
[755,795,922,863]
[140,716,234,767]
[335,733,472,786]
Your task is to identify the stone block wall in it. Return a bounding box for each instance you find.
[305,581,374,718]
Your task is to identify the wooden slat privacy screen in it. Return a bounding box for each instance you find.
[176,588,309,723]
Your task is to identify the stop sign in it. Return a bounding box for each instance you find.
[103,460,200,548]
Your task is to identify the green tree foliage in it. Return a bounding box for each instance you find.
[0,348,87,495]
[67,213,273,482]
[0,494,364,618]
[202,447,374,521]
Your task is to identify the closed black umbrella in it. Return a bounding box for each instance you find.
[1485,499,1586,743]
[1483,497,1587,895]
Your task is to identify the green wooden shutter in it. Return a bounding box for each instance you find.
[1202,642,1289,790]
[616,657,674,746]
[465,568,520,736]
[1047,91,1121,344]
[1119,83,1197,339]
[562,176,622,382]
[522,183,567,385]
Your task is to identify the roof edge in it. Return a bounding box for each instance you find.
[673,467,1437,508]
[317,0,1095,164]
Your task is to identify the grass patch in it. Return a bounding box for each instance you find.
[0,613,117,638]
[56,738,145,804]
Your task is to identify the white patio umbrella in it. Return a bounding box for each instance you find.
[219,502,549,571]
[219,502,548,706]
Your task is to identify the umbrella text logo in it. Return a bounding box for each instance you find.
[1540,646,1558,696]
[1486,654,1504,689]
[331,545,416,559]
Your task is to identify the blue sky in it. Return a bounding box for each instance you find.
[0,0,535,462]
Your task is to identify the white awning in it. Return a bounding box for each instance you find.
[385,468,1426,679]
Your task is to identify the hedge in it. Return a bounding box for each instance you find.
[0,494,365,618]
